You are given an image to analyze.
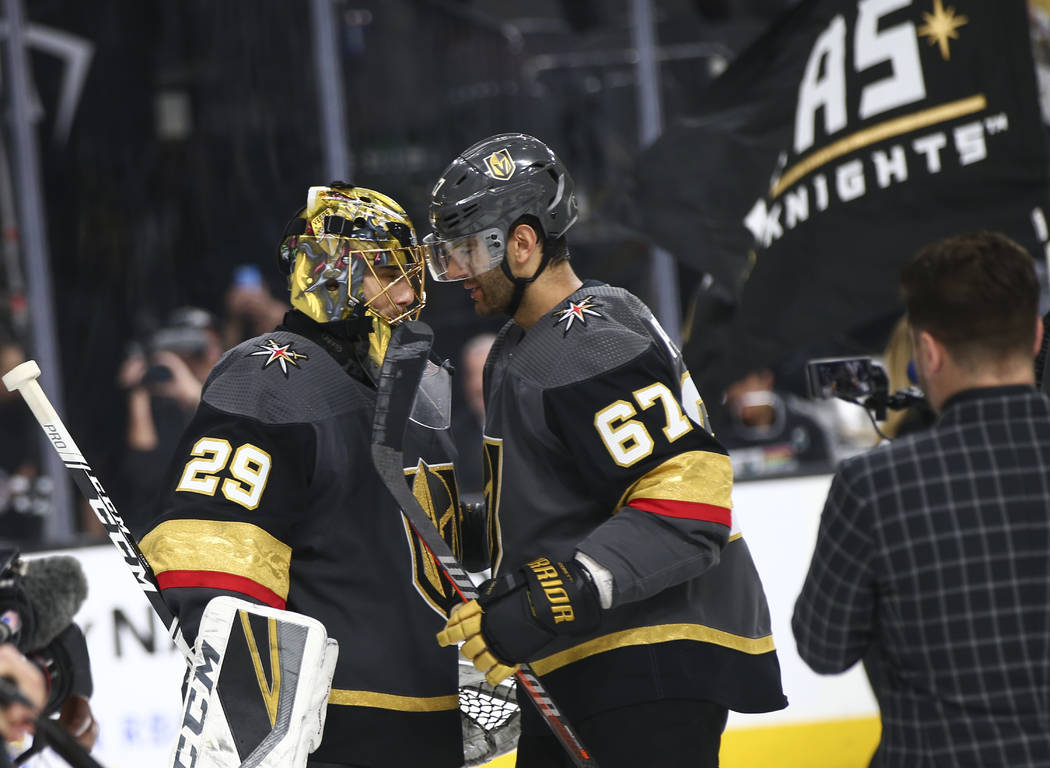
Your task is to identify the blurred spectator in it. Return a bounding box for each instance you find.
[681,274,736,414]
[879,316,935,441]
[1035,308,1050,396]
[710,368,834,479]
[112,307,222,538]
[461,332,494,425]
[0,331,49,545]
[452,332,496,501]
[221,264,288,349]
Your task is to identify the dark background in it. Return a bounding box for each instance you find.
[3,0,797,539]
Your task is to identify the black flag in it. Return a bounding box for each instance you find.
[635,0,1050,391]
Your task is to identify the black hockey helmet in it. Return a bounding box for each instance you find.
[423,133,578,282]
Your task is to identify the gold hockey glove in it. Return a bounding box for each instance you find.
[438,555,602,684]
[437,600,518,685]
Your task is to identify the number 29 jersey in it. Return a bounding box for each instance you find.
[140,327,464,767]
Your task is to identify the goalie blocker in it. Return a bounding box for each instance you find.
[170,597,338,768]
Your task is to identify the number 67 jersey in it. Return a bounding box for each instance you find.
[479,284,788,719]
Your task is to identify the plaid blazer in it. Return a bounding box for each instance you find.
[793,386,1050,767]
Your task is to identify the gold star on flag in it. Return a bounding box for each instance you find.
[918,0,968,61]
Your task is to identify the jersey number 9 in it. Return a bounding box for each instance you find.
[176,437,273,510]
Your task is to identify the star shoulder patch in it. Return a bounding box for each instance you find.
[249,338,309,376]
[553,295,603,335]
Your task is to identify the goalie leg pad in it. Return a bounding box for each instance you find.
[168,596,339,768]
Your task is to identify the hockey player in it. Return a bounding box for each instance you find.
[426,134,788,767]
[140,185,465,768]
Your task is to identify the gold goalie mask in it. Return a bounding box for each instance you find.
[278,184,426,328]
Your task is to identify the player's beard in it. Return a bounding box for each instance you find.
[467,267,515,317]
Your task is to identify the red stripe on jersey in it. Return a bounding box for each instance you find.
[156,570,287,609]
[630,497,731,527]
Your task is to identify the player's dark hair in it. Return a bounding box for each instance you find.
[900,231,1038,364]
[509,214,569,265]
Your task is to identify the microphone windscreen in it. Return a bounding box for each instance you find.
[21,555,88,649]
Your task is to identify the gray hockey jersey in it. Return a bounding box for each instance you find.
[479,284,787,716]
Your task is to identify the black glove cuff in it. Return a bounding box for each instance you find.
[477,572,553,664]
[476,555,603,667]
[519,556,601,636]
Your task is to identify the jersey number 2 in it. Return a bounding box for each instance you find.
[176,437,272,510]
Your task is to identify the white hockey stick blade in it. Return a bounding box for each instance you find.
[4,359,192,659]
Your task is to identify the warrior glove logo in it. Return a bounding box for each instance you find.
[526,557,577,624]
[484,149,516,180]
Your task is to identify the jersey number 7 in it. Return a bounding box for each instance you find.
[594,373,709,467]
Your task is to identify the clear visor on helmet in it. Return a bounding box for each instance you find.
[421,228,505,282]
[288,234,425,325]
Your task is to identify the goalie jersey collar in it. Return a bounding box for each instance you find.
[277,309,372,384]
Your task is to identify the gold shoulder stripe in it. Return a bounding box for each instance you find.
[530,623,776,676]
[140,520,292,600]
[617,451,732,511]
[328,688,460,712]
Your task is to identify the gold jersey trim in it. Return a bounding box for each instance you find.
[617,451,733,511]
[140,519,292,600]
[529,622,776,676]
[327,688,460,712]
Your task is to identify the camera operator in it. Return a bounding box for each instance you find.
[793,231,1050,766]
[0,644,44,745]
[0,551,96,766]
[115,306,222,539]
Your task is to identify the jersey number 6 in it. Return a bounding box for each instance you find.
[593,376,707,467]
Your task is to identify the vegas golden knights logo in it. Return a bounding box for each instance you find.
[482,437,504,572]
[403,460,461,616]
[484,149,515,180]
[239,612,281,726]
[211,609,285,759]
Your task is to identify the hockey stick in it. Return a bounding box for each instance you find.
[371,321,598,768]
[2,361,193,660]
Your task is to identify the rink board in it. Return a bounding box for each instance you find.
[23,472,882,766]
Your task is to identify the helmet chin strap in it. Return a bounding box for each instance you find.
[500,249,552,318]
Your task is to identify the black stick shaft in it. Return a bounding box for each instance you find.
[371,322,598,768]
